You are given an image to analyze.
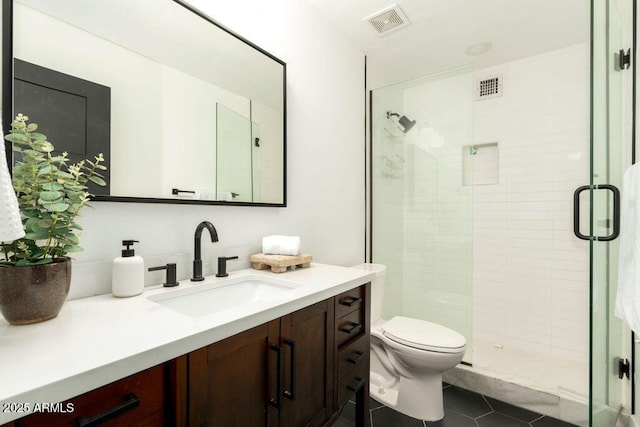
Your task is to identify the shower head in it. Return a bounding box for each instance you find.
[386,111,416,134]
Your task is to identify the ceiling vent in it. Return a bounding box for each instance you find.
[476,74,503,101]
[365,4,410,36]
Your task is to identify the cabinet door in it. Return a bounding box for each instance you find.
[188,320,280,427]
[279,300,335,427]
[12,361,179,427]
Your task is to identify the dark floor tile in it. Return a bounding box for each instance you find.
[443,385,492,418]
[425,408,477,427]
[484,396,542,422]
[371,406,425,427]
[370,398,385,410]
[476,412,530,427]
[531,416,580,427]
[333,416,354,427]
[340,400,356,424]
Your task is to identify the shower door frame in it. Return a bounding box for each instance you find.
[588,0,636,424]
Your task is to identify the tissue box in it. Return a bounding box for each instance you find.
[250,253,312,273]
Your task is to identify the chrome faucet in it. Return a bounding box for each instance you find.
[191,221,219,281]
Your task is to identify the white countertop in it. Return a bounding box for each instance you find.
[0,263,374,423]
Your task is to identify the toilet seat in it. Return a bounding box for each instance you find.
[382,316,466,354]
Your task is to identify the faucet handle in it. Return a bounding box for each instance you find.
[216,256,239,278]
[148,263,179,287]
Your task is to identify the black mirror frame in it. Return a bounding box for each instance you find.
[2,0,287,207]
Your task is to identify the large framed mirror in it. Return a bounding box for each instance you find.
[2,0,287,206]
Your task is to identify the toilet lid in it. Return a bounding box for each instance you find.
[382,316,466,353]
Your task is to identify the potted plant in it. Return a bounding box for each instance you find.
[0,114,106,325]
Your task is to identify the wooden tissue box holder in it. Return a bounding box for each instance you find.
[250,253,312,273]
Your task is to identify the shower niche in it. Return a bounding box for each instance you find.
[462,142,499,186]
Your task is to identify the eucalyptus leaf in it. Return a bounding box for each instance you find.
[39,190,63,202]
[29,132,47,141]
[37,165,55,175]
[15,258,53,267]
[24,231,49,240]
[5,133,29,143]
[64,233,80,245]
[37,219,53,228]
[88,176,107,186]
[42,182,63,191]
[41,201,71,212]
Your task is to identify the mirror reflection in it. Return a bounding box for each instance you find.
[10,0,286,205]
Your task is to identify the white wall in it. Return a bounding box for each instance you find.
[9,0,366,299]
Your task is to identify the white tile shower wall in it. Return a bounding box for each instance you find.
[473,43,590,373]
[7,0,367,299]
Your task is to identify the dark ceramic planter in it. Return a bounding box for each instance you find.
[0,258,71,325]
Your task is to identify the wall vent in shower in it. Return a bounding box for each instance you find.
[476,74,503,100]
[364,4,410,36]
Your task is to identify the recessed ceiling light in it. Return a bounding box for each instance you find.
[466,42,493,56]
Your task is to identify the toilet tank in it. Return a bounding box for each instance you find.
[351,263,386,323]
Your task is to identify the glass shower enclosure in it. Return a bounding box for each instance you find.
[369,0,633,424]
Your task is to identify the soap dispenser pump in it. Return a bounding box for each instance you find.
[112,240,145,297]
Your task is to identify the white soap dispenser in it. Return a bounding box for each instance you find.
[112,240,144,297]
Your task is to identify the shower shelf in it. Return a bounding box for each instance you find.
[383,154,404,179]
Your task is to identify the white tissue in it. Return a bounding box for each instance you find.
[262,235,300,256]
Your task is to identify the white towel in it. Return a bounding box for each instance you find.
[262,235,300,256]
[615,163,640,334]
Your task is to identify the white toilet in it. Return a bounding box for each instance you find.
[353,263,466,421]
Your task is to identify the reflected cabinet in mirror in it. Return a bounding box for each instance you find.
[3,0,287,206]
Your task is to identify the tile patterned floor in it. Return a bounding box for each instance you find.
[335,384,579,427]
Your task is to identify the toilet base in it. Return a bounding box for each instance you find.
[370,369,445,422]
[370,371,399,407]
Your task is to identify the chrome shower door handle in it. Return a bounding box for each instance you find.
[573,184,620,241]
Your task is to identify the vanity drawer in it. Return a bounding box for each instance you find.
[337,334,369,380]
[337,362,368,408]
[335,286,364,319]
[13,363,170,427]
[336,308,364,347]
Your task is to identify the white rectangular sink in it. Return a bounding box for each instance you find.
[147,275,302,317]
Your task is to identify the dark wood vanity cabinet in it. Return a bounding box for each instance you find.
[188,319,281,426]
[334,285,371,427]
[279,300,335,427]
[6,359,185,427]
[3,283,370,427]
[188,299,335,427]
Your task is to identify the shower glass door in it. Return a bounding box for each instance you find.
[590,0,629,424]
